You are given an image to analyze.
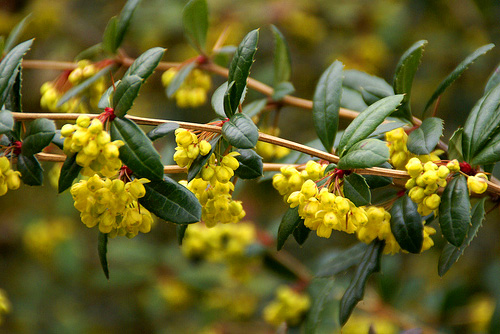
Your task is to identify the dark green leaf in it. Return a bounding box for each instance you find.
[242,98,266,118]
[471,133,500,166]
[98,84,115,109]
[58,153,82,193]
[360,85,392,105]
[187,135,221,182]
[75,43,104,61]
[363,162,393,189]
[271,81,294,101]
[124,47,166,80]
[21,118,56,156]
[177,224,188,245]
[213,81,247,118]
[315,243,368,277]
[489,300,500,334]
[234,149,263,179]
[390,194,423,253]
[0,109,14,135]
[4,14,32,54]
[438,198,486,276]
[485,63,500,93]
[424,44,494,116]
[341,87,368,112]
[226,29,259,116]
[439,175,470,247]
[115,0,141,51]
[343,69,393,96]
[147,122,180,141]
[223,81,236,117]
[112,75,142,117]
[337,139,389,169]
[166,62,196,98]
[305,279,336,334]
[448,128,464,161]
[57,65,114,107]
[4,65,22,121]
[462,95,485,162]
[407,117,444,155]
[313,60,343,153]
[221,113,259,149]
[339,239,384,326]
[343,173,370,206]
[17,153,43,186]
[0,39,33,107]
[182,0,208,53]
[271,25,291,85]
[293,220,311,245]
[102,16,118,54]
[140,176,202,224]
[98,232,109,280]
[110,117,164,180]
[277,207,303,251]
[393,40,427,121]
[51,130,64,150]
[338,94,404,157]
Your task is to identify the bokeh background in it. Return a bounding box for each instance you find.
[1,0,500,333]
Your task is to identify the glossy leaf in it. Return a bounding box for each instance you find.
[364,162,393,189]
[424,44,494,116]
[112,75,142,117]
[393,40,427,120]
[313,60,343,153]
[407,117,443,155]
[124,47,165,80]
[293,220,311,246]
[234,149,263,179]
[448,128,464,162]
[485,63,500,93]
[315,243,368,277]
[462,95,485,162]
[213,81,247,118]
[58,153,82,193]
[471,132,500,166]
[271,81,294,101]
[187,136,221,182]
[51,130,64,150]
[140,176,202,224]
[226,29,259,116]
[337,139,389,169]
[243,98,267,118]
[110,117,164,180]
[0,39,33,107]
[115,0,141,52]
[17,153,43,186]
[304,279,336,334]
[22,118,56,156]
[3,14,31,54]
[438,198,486,276]
[102,16,118,54]
[5,66,22,132]
[439,175,470,247]
[221,113,259,149]
[98,232,110,280]
[360,85,392,105]
[341,87,368,112]
[182,0,208,52]
[390,194,423,254]
[271,25,291,85]
[147,122,180,141]
[177,224,188,245]
[0,109,14,135]
[277,207,303,251]
[343,173,370,206]
[338,94,404,157]
[343,69,393,96]
[98,84,115,109]
[166,61,196,98]
[339,239,384,326]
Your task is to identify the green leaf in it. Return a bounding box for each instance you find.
[234,149,263,179]
[98,232,110,280]
[304,279,336,334]
[58,153,82,193]
[124,47,166,80]
[4,14,31,54]
[293,220,311,245]
[0,39,33,107]
[110,117,164,180]
[187,136,221,182]
[271,25,291,85]
[462,95,485,162]
[243,98,267,118]
[271,81,294,101]
[21,118,56,156]
[315,243,368,277]
[17,153,43,186]
[363,162,393,189]
[98,84,115,109]
[167,62,196,98]
[112,75,142,117]
[393,40,427,121]
[51,130,64,150]
[337,139,389,169]
[343,173,370,206]
[115,0,141,51]
[74,43,104,61]
[489,300,500,334]
[339,239,384,326]
[423,43,494,116]
[407,117,443,155]
[439,175,470,247]
[5,64,22,118]
[343,70,394,96]
[147,122,180,141]
[102,16,118,54]
[0,109,14,135]
[360,85,392,105]
[485,63,500,93]
[57,65,114,107]
[213,81,248,118]
[471,133,500,166]
[448,128,464,161]
[277,207,303,251]
[177,224,188,245]
[313,60,344,153]
[341,87,368,112]
[140,176,202,224]
[438,198,486,276]
[338,94,404,157]
[221,113,259,149]
[390,194,423,254]
[182,0,208,53]
[226,29,259,116]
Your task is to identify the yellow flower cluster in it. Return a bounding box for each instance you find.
[61,115,124,177]
[162,68,211,108]
[357,206,436,255]
[23,218,74,261]
[70,175,153,238]
[157,278,192,309]
[204,286,258,320]
[173,128,211,169]
[0,156,21,196]
[40,60,105,113]
[405,158,454,216]
[0,289,11,326]
[467,173,488,194]
[263,285,310,327]
[272,160,326,201]
[255,127,290,161]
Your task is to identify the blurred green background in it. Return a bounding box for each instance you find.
[1,0,500,333]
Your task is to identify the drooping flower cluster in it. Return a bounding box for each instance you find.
[272,160,327,201]
[263,285,311,327]
[70,175,153,238]
[173,128,211,169]
[255,127,290,161]
[162,68,211,108]
[357,206,436,255]
[61,115,124,177]
[40,60,106,113]
[0,156,21,196]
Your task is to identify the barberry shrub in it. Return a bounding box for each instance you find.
[1,0,500,332]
